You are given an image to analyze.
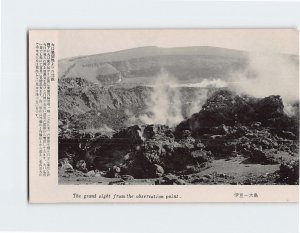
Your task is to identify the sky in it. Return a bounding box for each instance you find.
[58,29,298,59]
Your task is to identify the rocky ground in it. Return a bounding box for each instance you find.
[59,156,283,185]
[58,89,299,185]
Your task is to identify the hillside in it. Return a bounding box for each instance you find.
[58,46,248,85]
[57,46,299,185]
[59,89,299,185]
[58,77,216,132]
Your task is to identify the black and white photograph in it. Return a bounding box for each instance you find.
[3,0,300,232]
[57,29,299,186]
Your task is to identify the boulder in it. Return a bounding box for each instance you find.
[62,162,74,173]
[106,165,121,178]
[112,165,121,173]
[142,124,170,139]
[190,150,211,163]
[175,89,295,138]
[248,148,277,164]
[84,170,96,177]
[155,174,183,185]
[76,160,88,172]
[154,164,164,177]
[210,124,230,135]
[112,125,145,146]
[181,130,192,139]
[278,160,299,184]
[254,95,284,121]
[121,175,134,181]
[249,148,267,163]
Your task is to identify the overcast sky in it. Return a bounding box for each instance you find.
[58,29,298,59]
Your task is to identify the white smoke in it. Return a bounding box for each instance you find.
[230,52,299,116]
[173,79,227,117]
[124,109,142,126]
[139,71,231,126]
[99,124,115,134]
[139,71,184,126]
[137,51,299,127]
[185,88,208,117]
[174,79,228,88]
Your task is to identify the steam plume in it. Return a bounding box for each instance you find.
[185,88,208,117]
[230,53,299,115]
[139,71,184,126]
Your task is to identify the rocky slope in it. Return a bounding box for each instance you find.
[58,77,150,131]
[59,89,299,185]
[58,77,215,132]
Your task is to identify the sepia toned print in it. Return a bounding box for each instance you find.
[29,29,299,203]
[57,29,299,186]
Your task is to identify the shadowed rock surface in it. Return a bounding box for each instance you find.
[58,77,217,131]
[59,89,299,185]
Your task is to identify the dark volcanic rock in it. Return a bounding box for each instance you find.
[58,88,299,183]
[76,160,88,172]
[174,89,299,165]
[116,126,212,178]
[278,160,299,185]
[155,174,186,185]
[254,95,284,120]
[175,89,296,137]
[121,175,134,181]
[112,125,145,145]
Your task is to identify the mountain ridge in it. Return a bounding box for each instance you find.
[59,46,250,85]
[59,46,248,62]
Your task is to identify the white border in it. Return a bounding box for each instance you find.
[1,0,299,232]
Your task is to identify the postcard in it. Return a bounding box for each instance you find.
[29,29,299,202]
